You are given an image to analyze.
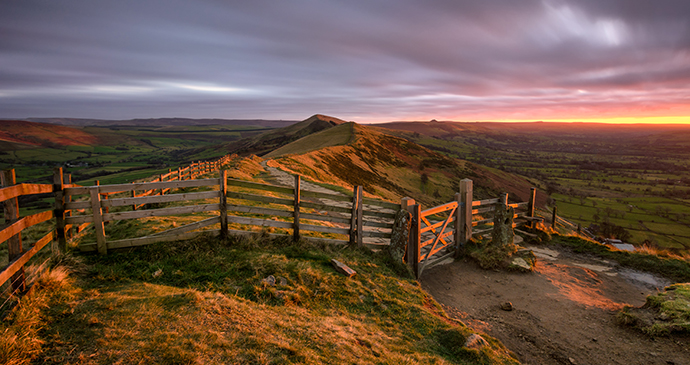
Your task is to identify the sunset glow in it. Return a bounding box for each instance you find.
[1,0,689,123]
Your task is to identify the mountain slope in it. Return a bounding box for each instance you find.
[0,120,101,150]
[222,114,347,157]
[264,122,355,158]
[266,123,543,206]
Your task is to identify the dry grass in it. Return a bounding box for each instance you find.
[1,236,519,364]
[0,264,78,365]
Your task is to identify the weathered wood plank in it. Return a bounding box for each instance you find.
[301,201,352,214]
[361,230,392,238]
[150,216,220,237]
[472,198,500,207]
[361,209,395,219]
[293,175,300,242]
[80,230,221,252]
[64,200,91,210]
[225,228,349,246]
[65,214,93,225]
[227,215,294,229]
[103,203,220,221]
[471,218,493,227]
[1,169,24,291]
[331,259,356,277]
[361,197,400,210]
[227,178,294,195]
[227,204,293,217]
[0,183,54,202]
[0,210,54,245]
[219,170,228,239]
[422,201,458,216]
[300,224,350,235]
[472,228,493,236]
[102,190,219,208]
[95,178,221,194]
[472,206,495,215]
[227,192,294,206]
[301,190,352,203]
[362,220,393,229]
[89,187,107,254]
[0,230,54,286]
[301,212,351,225]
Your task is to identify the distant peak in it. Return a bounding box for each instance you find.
[304,114,347,126]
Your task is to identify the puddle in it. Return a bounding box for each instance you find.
[618,268,671,291]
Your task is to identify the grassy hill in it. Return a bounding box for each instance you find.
[0,120,101,150]
[219,114,347,157]
[265,123,544,207]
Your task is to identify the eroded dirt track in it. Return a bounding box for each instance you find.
[421,246,690,365]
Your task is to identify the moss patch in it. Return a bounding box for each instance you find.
[618,283,690,336]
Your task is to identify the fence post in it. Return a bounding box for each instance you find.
[454,192,462,256]
[178,167,182,181]
[65,173,73,240]
[53,167,67,254]
[96,180,109,221]
[528,187,537,228]
[131,190,137,210]
[356,186,363,247]
[401,197,415,262]
[458,179,473,246]
[349,186,359,245]
[220,170,228,239]
[2,169,25,292]
[552,206,558,229]
[411,204,421,278]
[293,175,300,242]
[159,174,163,195]
[89,186,107,255]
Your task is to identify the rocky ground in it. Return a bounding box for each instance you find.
[421,245,690,365]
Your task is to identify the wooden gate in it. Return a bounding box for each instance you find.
[408,201,460,277]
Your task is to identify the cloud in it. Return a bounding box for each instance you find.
[0,0,689,121]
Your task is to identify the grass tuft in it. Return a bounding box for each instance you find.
[617,283,690,336]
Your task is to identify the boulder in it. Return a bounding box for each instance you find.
[464,333,489,350]
[509,249,537,272]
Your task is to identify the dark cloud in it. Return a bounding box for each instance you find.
[1,0,689,122]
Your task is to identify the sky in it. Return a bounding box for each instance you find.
[1,0,690,124]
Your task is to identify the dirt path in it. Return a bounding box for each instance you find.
[421,245,690,365]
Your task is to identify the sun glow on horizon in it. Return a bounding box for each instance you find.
[493,116,690,125]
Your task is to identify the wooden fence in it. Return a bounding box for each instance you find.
[0,153,234,300]
[404,179,540,277]
[64,173,398,254]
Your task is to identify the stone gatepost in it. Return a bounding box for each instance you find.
[491,193,514,247]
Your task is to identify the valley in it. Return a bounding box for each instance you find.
[375,121,690,254]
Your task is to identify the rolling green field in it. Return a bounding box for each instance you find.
[376,122,690,254]
[0,124,269,185]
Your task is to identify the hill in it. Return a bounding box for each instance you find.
[222,114,348,157]
[265,122,545,206]
[0,120,101,150]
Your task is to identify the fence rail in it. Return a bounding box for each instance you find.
[1,153,235,299]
